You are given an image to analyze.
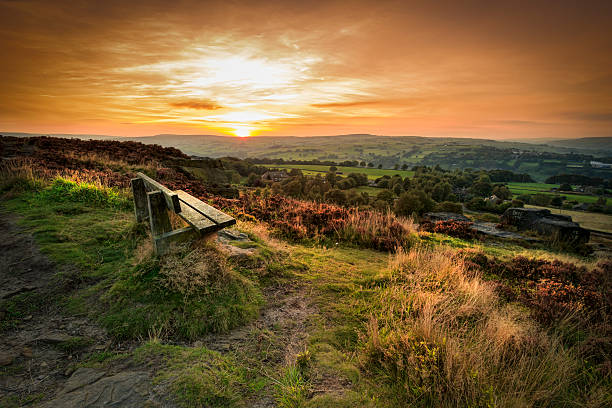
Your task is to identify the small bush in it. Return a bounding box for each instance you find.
[434,201,463,214]
[419,220,478,240]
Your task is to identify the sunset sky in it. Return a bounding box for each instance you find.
[1,0,611,139]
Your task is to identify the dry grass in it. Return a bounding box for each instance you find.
[237,219,290,252]
[64,150,158,171]
[338,209,418,250]
[0,157,131,191]
[158,240,233,297]
[362,246,579,406]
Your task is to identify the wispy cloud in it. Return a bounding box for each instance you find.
[169,100,223,110]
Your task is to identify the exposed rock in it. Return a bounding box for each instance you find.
[32,333,74,344]
[424,212,537,241]
[41,369,152,408]
[424,212,471,223]
[472,222,536,240]
[500,207,590,244]
[217,229,250,242]
[62,367,106,393]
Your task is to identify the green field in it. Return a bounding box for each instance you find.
[507,182,602,204]
[526,205,612,233]
[267,164,414,180]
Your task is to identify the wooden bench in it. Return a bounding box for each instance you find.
[130,172,236,254]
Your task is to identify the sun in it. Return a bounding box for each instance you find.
[232,127,252,137]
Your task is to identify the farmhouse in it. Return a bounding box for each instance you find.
[261,170,290,182]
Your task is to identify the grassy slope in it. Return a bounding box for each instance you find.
[1,178,609,407]
[0,179,264,340]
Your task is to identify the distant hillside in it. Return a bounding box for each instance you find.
[4,132,611,180]
[545,137,612,151]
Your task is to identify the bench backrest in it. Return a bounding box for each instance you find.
[136,172,181,213]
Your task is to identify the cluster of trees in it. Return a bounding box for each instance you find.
[545,174,612,189]
[246,165,527,218]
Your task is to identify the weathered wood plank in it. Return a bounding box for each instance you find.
[176,190,235,227]
[177,203,219,234]
[153,227,199,255]
[131,178,149,222]
[137,172,181,213]
[147,191,172,240]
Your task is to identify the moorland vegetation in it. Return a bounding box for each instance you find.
[0,135,610,407]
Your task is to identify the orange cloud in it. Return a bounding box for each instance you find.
[0,0,610,138]
[170,100,224,110]
[311,101,383,108]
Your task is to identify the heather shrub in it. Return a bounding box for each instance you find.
[419,220,478,240]
[222,191,417,251]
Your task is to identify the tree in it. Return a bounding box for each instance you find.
[559,183,572,191]
[247,173,263,187]
[324,188,347,205]
[377,164,383,169]
[325,171,337,187]
[431,182,452,202]
[492,185,511,200]
[470,180,493,197]
[367,162,374,167]
[551,196,563,207]
[401,163,408,170]
[376,190,395,204]
[394,163,399,170]
[283,179,303,197]
[329,166,338,172]
[394,190,435,217]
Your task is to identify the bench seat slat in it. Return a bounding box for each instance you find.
[177,203,220,234]
[176,190,235,227]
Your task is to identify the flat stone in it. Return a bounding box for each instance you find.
[62,367,106,393]
[217,229,250,242]
[423,212,471,223]
[472,222,538,241]
[42,370,152,408]
[32,333,74,344]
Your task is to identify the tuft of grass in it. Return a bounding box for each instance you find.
[55,336,94,354]
[0,291,53,332]
[135,342,255,408]
[274,365,308,408]
[39,177,130,210]
[101,240,263,340]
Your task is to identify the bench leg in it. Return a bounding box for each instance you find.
[153,227,199,255]
[131,178,149,222]
[147,191,173,254]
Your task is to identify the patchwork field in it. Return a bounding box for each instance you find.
[268,163,415,180]
[507,182,603,204]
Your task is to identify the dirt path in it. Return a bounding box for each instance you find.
[0,212,136,406]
